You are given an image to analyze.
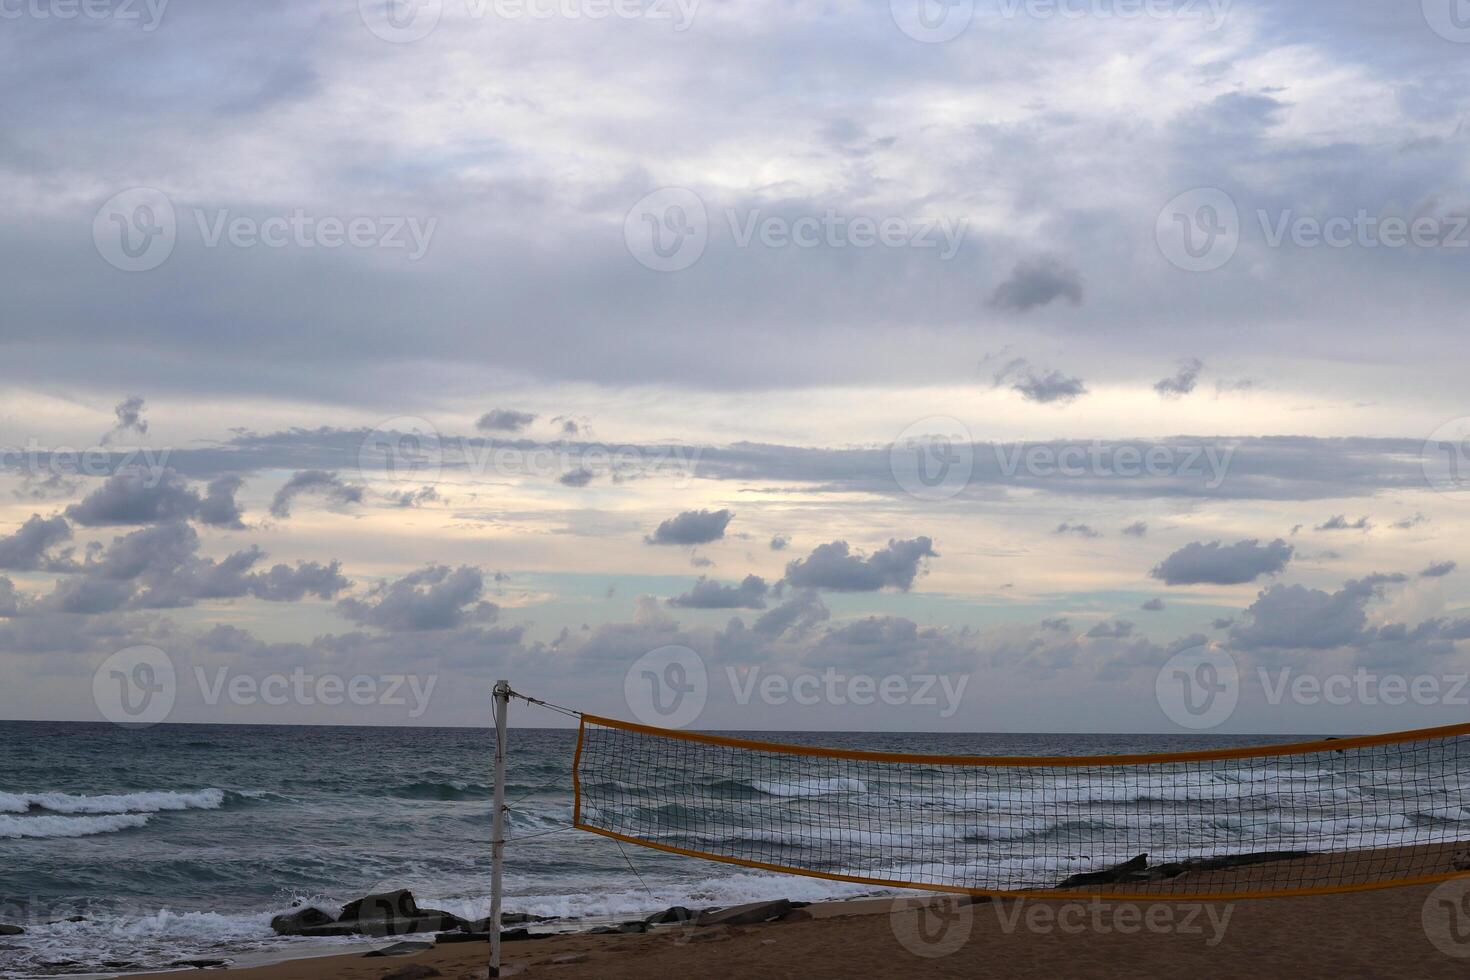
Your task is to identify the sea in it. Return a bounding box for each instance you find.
[0,722,1460,977]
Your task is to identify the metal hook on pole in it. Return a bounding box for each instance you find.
[490,679,510,977]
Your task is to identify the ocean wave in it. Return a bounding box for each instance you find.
[0,812,152,839]
[750,778,867,798]
[389,780,495,802]
[0,788,226,816]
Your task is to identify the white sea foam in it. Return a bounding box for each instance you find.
[750,777,867,798]
[0,788,226,815]
[0,812,152,839]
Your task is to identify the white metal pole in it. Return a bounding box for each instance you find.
[490,679,510,977]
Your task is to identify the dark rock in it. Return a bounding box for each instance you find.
[269,907,337,936]
[694,900,794,927]
[643,906,694,925]
[338,890,467,937]
[168,959,228,969]
[364,942,434,957]
[1056,853,1149,889]
[586,921,647,935]
[1172,851,1312,873]
[381,966,441,980]
[0,924,23,936]
[500,912,558,925]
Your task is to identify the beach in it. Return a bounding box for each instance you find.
[124,882,1467,979]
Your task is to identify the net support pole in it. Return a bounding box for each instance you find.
[489,679,510,977]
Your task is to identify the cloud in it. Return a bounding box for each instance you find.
[1228,573,1424,656]
[0,515,73,571]
[993,358,1088,405]
[769,533,789,551]
[1150,538,1294,585]
[1054,522,1102,539]
[338,565,498,632]
[1121,521,1148,537]
[1154,358,1203,399]
[1315,514,1371,531]
[1391,514,1428,530]
[476,409,537,433]
[645,508,733,545]
[1421,561,1457,578]
[558,467,595,487]
[1141,598,1165,611]
[197,475,247,528]
[1086,619,1134,638]
[66,470,202,526]
[386,486,440,508]
[783,537,937,592]
[102,395,148,444]
[989,256,1083,312]
[750,590,830,638]
[268,470,364,518]
[668,574,769,609]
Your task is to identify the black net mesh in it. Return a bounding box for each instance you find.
[574,717,1470,898]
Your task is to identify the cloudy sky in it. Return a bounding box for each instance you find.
[3,0,1470,733]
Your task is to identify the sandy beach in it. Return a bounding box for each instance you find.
[121,848,1470,980]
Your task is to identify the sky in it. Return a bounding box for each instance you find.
[2,0,1470,734]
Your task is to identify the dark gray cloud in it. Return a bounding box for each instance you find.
[558,467,595,488]
[783,537,937,592]
[989,256,1083,312]
[1154,358,1203,399]
[477,409,537,433]
[1054,522,1102,539]
[66,470,202,526]
[1141,598,1165,611]
[1421,561,1457,578]
[1315,514,1371,531]
[1086,619,1134,638]
[338,565,497,632]
[645,508,733,546]
[1150,538,1294,585]
[197,475,247,529]
[993,358,1088,405]
[769,533,789,551]
[750,590,829,638]
[102,395,148,444]
[268,470,364,518]
[0,515,72,571]
[386,486,440,508]
[1121,521,1149,537]
[667,574,769,609]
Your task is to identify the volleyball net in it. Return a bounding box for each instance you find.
[571,714,1470,900]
